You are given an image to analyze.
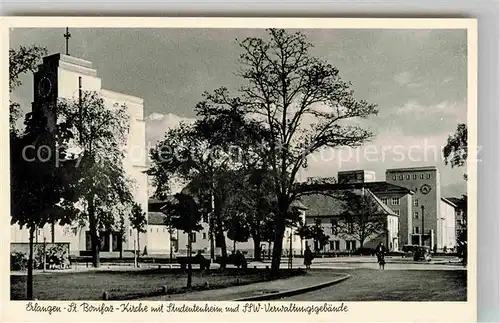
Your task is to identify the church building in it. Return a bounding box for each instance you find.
[10,52,149,256]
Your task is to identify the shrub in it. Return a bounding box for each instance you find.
[11,252,28,271]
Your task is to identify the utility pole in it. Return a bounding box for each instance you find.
[421,205,425,246]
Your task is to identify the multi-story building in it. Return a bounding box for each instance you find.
[386,166,456,250]
[10,53,148,256]
[302,170,413,252]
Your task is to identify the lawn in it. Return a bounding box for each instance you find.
[11,268,305,301]
[282,269,467,301]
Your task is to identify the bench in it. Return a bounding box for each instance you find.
[214,254,248,269]
[176,256,211,270]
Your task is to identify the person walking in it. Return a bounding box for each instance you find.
[303,245,314,270]
[375,242,386,270]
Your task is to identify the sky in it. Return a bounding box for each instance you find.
[10,28,468,197]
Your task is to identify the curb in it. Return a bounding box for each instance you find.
[232,274,351,301]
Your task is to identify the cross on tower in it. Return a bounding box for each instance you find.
[63,27,71,55]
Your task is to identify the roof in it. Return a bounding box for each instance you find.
[296,181,414,196]
[290,200,308,210]
[300,188,397,218]
[445,197,462,205]
[441,197,457,208]
[148,212,167,226]
[386,166,438,172]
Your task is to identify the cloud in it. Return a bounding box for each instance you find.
[145,112,196,146]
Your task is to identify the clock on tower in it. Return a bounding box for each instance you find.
[36,71,56,101]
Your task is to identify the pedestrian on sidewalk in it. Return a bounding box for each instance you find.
[375,242,386,270]
[304,245,314,270]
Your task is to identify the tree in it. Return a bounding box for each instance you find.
[337,189,387,249]
[117,212,127,259]
[226,213,251,252]
[197,29,377,271]
[294,219,313,255]
[310,219,329,253]
[129,202,147,259]
[9,45,47,132]
[162,193,203,288]
[149,122,239,267]
[9,44,80,299]
[58,91,133,268]
[443,123,468,180]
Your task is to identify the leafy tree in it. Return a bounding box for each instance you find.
[226,213,251,252]
[58,91,133,268]
[117,211,127,259]
[129,202,147,258]
[294,219,313,255]
[197,29,377,271]
[9,45,47,132]
[162,193,203,288]
[337,190,387,249]
[9,44,79,299]
[149,122,237,267]
[310,219,329,253]
[443,123,468,180]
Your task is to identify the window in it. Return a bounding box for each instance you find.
[163,228,165,233]
[330,240,340,251]
[420,174,424,179]
[399,175,404,180]
[394,210,400,216]
[393,175,397,180]
[203,232,207,240]
[427,173,431,179]
[382,198,388,205]
[156,228,159,233]
[414,199,419,206]
[348,221,354,234]
[414,227,420,234]
[191,232,196,243]
[392,198,400,205]
[331,219,338,235]
[346,240,357,251]
[150,228,152,233]
[406,175,410,180]
[414,211,419,219]
[412,174,417,180]
[130,229,132,236]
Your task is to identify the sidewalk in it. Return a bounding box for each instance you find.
[144,271,350,301]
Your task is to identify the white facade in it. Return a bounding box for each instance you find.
[439,198,457,249]
[10,54,148,255]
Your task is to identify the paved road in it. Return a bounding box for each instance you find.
[279,268,467,301]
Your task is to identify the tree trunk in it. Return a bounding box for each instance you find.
[88,199,100,268]
[27,226,35,300]
[233,240,236,252]
[187,231,192,288]
[271,214,286,272]
[253,236,262,261]
[169,229,173,262]
[51,220,55,243]
[137,229,141,262]
[268,241,271,260]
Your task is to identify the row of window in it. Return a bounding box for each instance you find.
[381,197,400,205]
[382,198,420,207]
[147,228,208,242]
[327,240,357,251]
[392,173,432,181]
